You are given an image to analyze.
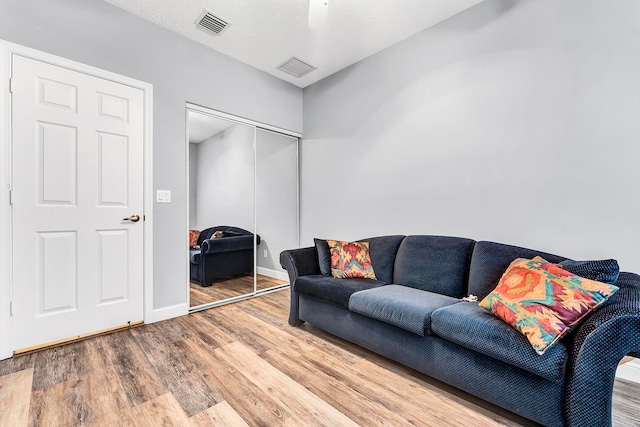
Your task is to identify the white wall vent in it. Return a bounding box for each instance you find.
[195,9,231,36]
[277,57,317,78]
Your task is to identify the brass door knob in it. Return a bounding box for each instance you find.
[123,214,140,223]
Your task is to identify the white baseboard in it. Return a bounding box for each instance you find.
[257,267,289,282]
[150,303,189,323]
[0,347,11,361]
[616,358,640,384]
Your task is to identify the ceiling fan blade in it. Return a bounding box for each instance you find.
[308,0,328,29]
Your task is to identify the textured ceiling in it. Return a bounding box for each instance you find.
[104,0,485,88]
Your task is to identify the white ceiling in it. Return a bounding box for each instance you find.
[104,0,485,88]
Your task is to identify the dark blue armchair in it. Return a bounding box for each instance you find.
[190,226,260,287]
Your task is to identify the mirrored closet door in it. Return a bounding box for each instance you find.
[188,111,257,307]
[187,106,299,310]
[255,129,299,291]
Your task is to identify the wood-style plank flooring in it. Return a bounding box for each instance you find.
[190,274,287,307]
[1,289,638,426]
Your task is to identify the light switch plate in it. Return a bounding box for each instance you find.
[156,190,171,203]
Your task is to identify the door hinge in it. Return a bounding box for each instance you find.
[9,301,13,316]
[8,190,13,205]
[9,78,13,93]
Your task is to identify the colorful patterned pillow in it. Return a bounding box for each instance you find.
[189,230,201,248]
[479,256,618,355]
[327,240,377,280]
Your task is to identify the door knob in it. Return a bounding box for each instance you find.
[123,214,140,223]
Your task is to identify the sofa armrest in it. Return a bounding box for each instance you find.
[202,235,255,254]
[280,247,321,325]
[564,272,640,427]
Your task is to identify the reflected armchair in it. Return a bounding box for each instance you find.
[189,226,261,287]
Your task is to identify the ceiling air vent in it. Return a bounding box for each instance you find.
[195,9,231,36]
[277,56,317,78]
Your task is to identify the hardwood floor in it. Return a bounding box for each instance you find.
[190,274,287,307]
[1,289,638,426]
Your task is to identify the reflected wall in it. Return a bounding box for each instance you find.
[256,129,299,289]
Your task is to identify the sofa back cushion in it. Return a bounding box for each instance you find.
[198,226,255,246]
[360,235,406,284]
[198,226,231,245]
[468,241,567,299]
[393,235,476,297]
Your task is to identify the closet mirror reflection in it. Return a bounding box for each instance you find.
[187,108,298,310]
[188,112,256,307]
[256,129,299,292]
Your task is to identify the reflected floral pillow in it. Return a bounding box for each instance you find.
[189,230,201,248]
[211,230,224,239]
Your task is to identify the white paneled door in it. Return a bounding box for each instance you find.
[11,55,144,351]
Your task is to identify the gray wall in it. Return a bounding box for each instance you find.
[0,0,302,310]
[196,125,255,232]
[302,0,640,273]
[256,129,299,273]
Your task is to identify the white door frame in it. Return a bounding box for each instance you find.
[0,40,154,360]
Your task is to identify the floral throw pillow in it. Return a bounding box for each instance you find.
[479,256,618,355]
[327,240,376,280]
[189,230,201,248]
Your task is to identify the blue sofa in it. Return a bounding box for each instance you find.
[190,226,260,287]
[280,235,640,427]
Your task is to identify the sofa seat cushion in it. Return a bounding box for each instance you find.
[431,302,567,382]
[349,285,460,337]
[190,248,201,264]
[294,275,386,308]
